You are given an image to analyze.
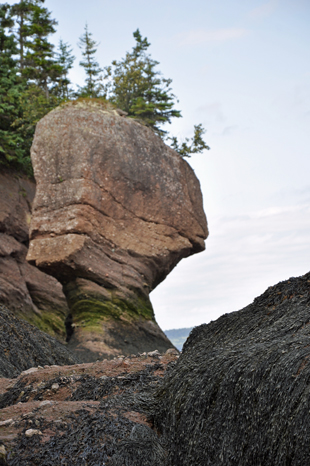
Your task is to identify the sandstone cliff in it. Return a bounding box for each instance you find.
[0,171,69,339]
[26,99,208,360]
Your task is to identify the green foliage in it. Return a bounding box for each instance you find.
[21,2,61,98]
[0,4,210,176]
[13,85,60,170]
[55,39,75,99]
[77,23,103,98]
[168,124,210,158]
[0,3,27,171]
[105,29,181,134]
[0,1,72,175]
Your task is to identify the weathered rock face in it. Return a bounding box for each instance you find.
[27,100,208,360]
[152,271,310,465]
[0,172,69,339]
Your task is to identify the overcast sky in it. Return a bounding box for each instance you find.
[8,0,310,330]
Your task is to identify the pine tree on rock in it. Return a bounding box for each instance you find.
[10,0,37,71]
[21,1,61,98]
[78,24,103,98]
[55,39,75,99]
[107,29,181,134]
[168,124,210,158]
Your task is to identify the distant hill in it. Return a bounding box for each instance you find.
[164,327,193,351]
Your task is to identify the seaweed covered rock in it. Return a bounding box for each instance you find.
[27,99,208,360]
[0,304,79,378]
[0,172,70,340]
[152,271,310,465]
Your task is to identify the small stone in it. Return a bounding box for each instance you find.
[0,444,7,460]
[39,400,53,407]
[51,383,60,391]
[20,367,39,376]
[25,429,42,438]
[148,350,160,357]
[0,419,13,427]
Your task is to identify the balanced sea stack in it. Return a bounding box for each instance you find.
[27,100,208,360]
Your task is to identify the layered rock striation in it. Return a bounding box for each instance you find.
[0,171,69,339]
[27,100,208,360]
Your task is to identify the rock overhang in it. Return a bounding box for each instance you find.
[26,99,208,359]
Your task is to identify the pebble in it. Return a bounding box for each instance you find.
[148,350,160,357]
[165,348,179,356]
[0,419,13,427]
[20,367,39,376]
[0,444,7,459]
[25,429,43,438]
[39,400,54,407]
[51,383,60,391]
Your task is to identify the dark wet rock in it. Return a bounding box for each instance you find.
[109,424,166,466]
[0,354,177,465]
[151,271,310,466]
[0,304,79,378]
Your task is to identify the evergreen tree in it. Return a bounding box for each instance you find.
[55,39,75,99]
[13,84,58,161]
[168,124,210,158]
[21,1,61,98]
[106,29,181,134]
[77,24,103,98]
[0,3,28,170]
[10,0,37,71]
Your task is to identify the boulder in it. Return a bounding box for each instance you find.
[152,271,310,465]
[27,99,208,360]
[0,172,69,339]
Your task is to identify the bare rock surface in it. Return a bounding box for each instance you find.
[0,172,69,339]
[152,271,310,466]
[27,100,208,359]
[0,304,79,379]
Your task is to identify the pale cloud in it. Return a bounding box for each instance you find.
[222,125,238,136]
[248,0,278,19]
[178,28,249,46]
[197,101,226,122]
[151,201,310,330]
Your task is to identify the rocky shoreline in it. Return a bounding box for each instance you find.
[1,271,310,465]
[0,347,178,465]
